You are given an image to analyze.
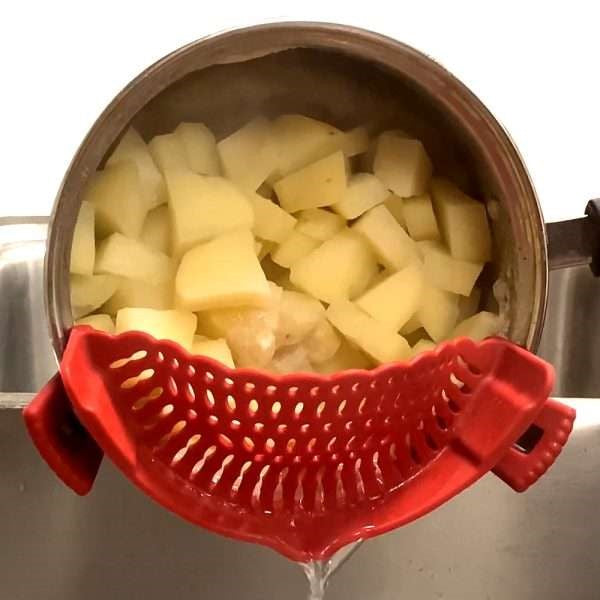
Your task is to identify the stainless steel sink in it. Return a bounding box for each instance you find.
[1,220,599,600]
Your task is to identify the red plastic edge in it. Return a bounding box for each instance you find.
[23,373,103,495]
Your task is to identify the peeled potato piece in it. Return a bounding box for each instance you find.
[417,285,459,342]
[102,277,173,314]
[70,201,95,275]
[295,208,345,241]
[452,311,503,341]
[340,126,370,157]
[383,195,406,227]
[175,122,221,176]
[191,336,235,368]
[140,206,171,255]
[304,319,342,364]
[250,193,297,243]
[458,287,482,321]
[271,231,320,268]
[71,274,118,319]
[75,314,115,333]
[314,340,373,373]
[276,290,325,347]
[268,344,313,374]
[403,193,440,241]
[331,173,389,219]
[410,339,437,358]
[148,133,189,174]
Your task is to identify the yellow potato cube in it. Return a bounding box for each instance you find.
[355,263,424,330]
[458,287,482,321]
[383,194,406,227]
[269,344,313,374]
[452,311,503,341]
[165,171,254,257]
[352,205,418,270]
[106,127,164,210]
[102,277,173,314]
[70,274,118,319]
[148,133,189,173]
[84,162,147,239]
[175,122,220,176]
[276,290,325,347]
[295,208,345,241]
[410,339,437,358]
[290,229,378,304]
[271,231,320,268]
[332,173,389,219]
[373,132,432,197]
[422,242,483,296]
[304,319,342,364]
[340,126,370,157]
[314,340,373,373]
[175,229,271,311]
[70,201,95,275]
[326,301,410,365]
[95,233,173,286]
[250,193,297,243]
[217,117,277,191]
[75,314,115,334]
[191,336,235,368]
[430,177,492,262]
[400,313,422,335]
[403,193,440,241]
[140,205,171,255]
[115,308,197,351]
[257,240,276,261]
[274,151,347,213]
[417,285,459,342]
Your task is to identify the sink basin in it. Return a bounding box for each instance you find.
[1,219,599,599]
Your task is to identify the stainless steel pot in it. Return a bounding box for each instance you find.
[45,22,598,358]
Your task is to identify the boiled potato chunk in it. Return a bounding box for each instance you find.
[403,193,440,241]
[304,319,341,364]
[332,173,389,219]
[295,208,345,241]
[71,274,118,319]
[430,178,492,262]
[290,229,378,304]
[166,171,254,257]
[70,201,95,275]
[355,262,424,330]
[75,313,115,333]
[175,122,220,176]
[217,117,276,191]
[452,311,503,341]
[268,344,313,374]
[115,308,197,351]
[250,193,297,243]
[148,133,189,173]
[422,242,483,296]
[175,229,271,311]
[400,313,422,335]
[353,205,418,271]
[274,151,347,213]
[458,287,482,321]
[95,233,173,286]
[383,194,405,227]
[140,205,171,255]
[411,339,436,358]
[271,231,320,268]
[326,301,410,365]
[341,126,370,157]
[191,336,235,368]
[373,132,432,197]
[314,340,373,373]
[106,127,164,210]
[102,277,173,314]
[276,290,325,347]
[417,285,459,342]
[84,162,146,239]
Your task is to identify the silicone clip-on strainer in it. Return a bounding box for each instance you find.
[24,326,575,561]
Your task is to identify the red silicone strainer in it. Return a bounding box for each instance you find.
[25,326,575,561]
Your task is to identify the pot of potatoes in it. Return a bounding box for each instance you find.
[47,23,550,375]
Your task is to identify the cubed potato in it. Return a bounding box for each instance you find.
[403,193,440,241]
[410,339,437,358]
[314,340,373,373]
[400,314,422,336]
[417,285,459,342]
[355,262,424,330]
[373,132,432,197]
[71,274,118,319]
[304,319,342,364]
[430,178,492,262]
[332,173,389,219]
[250,193,297,243]
[422,242,483,296]
[106,127,164,210]
[383,194,406,227]
[276,290,325,347]
[290,229,378,304]
[268,344,313,374]
[352,205,418,270]
[257,240,276,261]
[115,308,197,351]
[451,311,503,341]
[165,171,254,257]
[70,201,95,275]
[175,229,271,311]
[102,277,173,314]
[83,162,147,239]
[75,314,115,333]
[140,205,171,255]
[175,122,221,176]
[148,133,189,174]
[367,268,392,289]
[274,151,347,213]
[191,336,235,368]
[271,231,320,268]
[458,287,482,321]
[95,233,174,286]
[217,117,277,191]
[340,126,370,157]
[295,208,345,241]
[326,301,410,365]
